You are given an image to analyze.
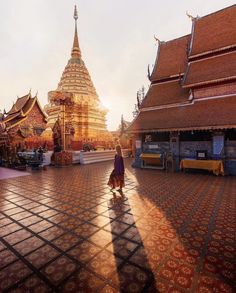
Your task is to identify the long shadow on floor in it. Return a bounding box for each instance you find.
[107,190,159,292]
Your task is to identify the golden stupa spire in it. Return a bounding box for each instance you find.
[71,5,81,58]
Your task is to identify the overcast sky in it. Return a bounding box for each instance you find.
[0,0,235,130]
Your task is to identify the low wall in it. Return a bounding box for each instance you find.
[79,149,131,165]
[42,151,53,166]
[42,150,131,165]
[72,151,80,164]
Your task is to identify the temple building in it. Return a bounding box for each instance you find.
[0,91,48,149]
[128,5,236,175]
[45,6,111,150]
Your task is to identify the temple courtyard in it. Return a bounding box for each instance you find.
[0,159,235,292]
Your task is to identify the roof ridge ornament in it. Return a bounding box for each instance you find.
[154,35,162,45]
[188,89,194,101]
[186,11,199,21]
[148,64,151,81]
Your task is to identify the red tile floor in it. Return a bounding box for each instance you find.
[0,159,235,292]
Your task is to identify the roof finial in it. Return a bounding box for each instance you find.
[186,11,195,21]
[148,64,151,81]
[154,35,161,45]
[71,5,81,58]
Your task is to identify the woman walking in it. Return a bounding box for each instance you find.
[108,145,125,193]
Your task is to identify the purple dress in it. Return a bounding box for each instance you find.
[108,155,125,188]
[114,155,124,175]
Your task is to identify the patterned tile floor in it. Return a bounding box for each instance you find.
[0,159,235,293]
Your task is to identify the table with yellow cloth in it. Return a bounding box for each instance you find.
[180,159,224,176]
[140,153,162,166]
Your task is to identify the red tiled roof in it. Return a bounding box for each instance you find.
[4,95,47,129]
[190,5,236,57]
[5,117,26,129]
[183,51,236,87]
[7,94,30,115]
[22,97,36,114]
[151,35,190,82]
[141,80,189,108]
[128,96,236,133]
[4,112,22,123]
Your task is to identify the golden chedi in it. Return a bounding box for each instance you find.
[45,6,111,150]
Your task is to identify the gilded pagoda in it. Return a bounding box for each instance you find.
[45,6,111,150]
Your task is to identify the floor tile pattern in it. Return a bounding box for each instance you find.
[0,159,235,292]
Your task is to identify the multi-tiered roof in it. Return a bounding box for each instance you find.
[142,35,190,108]
[183,5,236,88]
[128,4,236,133]
[3,92,47,130]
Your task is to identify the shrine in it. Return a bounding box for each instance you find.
[45,6,112,151]
[0,91,50,167]
[128,5,236,175]
[0,91,48,149]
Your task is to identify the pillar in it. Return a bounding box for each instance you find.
[170,132,180,171]
[131,133,143,168]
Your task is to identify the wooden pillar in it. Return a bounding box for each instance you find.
[131,133,143,168]
[212,131,225,159]
[170,132,180,171]
[61,102,66,151]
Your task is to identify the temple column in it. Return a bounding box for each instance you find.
[170,132,180,171]
[131,133,143,168]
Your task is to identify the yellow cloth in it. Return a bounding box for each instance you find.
[180,159,224,176]
[140,153,161,159]
[140,153,162,166]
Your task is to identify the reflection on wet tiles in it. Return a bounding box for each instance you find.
[13,236,45,256]
[25,244,60,269]
[68,240,101,263]
[60,268,105,292]
[0,159,234,291]
[0,260,32,291]
[7,274,51,293]
[41,256,77,286]
[0,249,18,269]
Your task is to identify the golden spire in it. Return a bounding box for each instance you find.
[71,5,81,58]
